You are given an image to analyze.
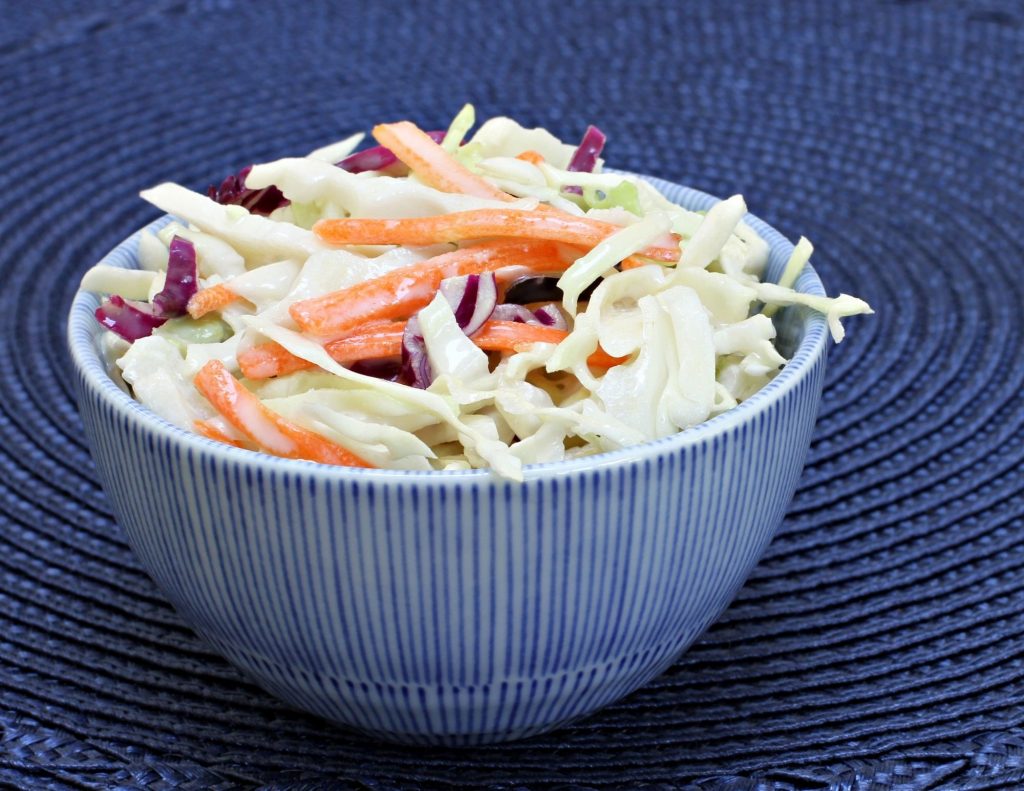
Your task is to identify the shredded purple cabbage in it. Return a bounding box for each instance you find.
[207,165,289,216]
[151,236,198,316]
[400,316,432,389]
[564,125,607,195]
[95,236,200,342]
[490,304,537,324]
[401,272,499,388]
[439,272,498,336]
[95,295,168,342]
[567,125,607,173]
[532,304,568,330]
[337,130,447,174]
[490,303,566,329]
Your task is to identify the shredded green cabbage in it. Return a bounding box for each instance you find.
[442,104,476,153]
[156,315,231,349]
[557,212,673,316]
[582,182,642,216]
[763,236,814,317]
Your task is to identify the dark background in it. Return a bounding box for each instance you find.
[2,0,1024,787]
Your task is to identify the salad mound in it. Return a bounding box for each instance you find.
[81,106,872,480]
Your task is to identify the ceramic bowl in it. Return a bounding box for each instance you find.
[67,176,829,745]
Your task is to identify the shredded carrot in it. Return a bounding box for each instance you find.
[237,320,406,379]
[238,318,626,380]
[313,209,680,262]
[187,283,241,319]
[193,418,246,448]
[373,121,514,202]
[193,360,373,467]
[324,322,406,363]
[237,343,313,380]
[516,150,545,165]
[473,321,626,368]
[290,240,568,337]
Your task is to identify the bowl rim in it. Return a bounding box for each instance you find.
[67,173,829,484]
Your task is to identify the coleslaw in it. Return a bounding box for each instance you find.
[81,105,872,480]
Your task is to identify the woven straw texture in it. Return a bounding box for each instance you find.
[2,0,1024,787]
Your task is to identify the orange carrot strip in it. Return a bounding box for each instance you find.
[516,150,545,165]
[194,418,246,448]
[472,321,626,368]
[239,320,408,380]
[187,283,241,319]
[237,343,313,380]
[314,209,680,263]
[373,121,514,202]
[290,240,567,337]
[324,323,406,363]
[194,360,373,467]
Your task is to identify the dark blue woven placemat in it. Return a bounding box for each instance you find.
[2,0,1024,787]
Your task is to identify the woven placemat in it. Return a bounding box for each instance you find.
[2,0,1024,787]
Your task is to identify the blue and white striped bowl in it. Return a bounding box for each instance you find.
[67,177,829,745]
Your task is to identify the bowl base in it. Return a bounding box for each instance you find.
[210,630,700,746]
